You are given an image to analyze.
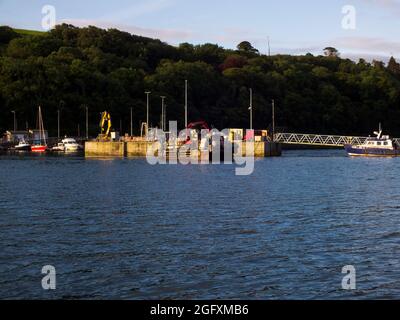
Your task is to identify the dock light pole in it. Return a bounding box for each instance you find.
[185,80,188,128]
[85,106,89,140]
[58,100,65,140]
[145,91,151,137]
[11,110,16,132]
[57,109,60,139]
[160,96,166,131]
[272,99,275,142]
[130,107,133,137]
[249,89,253,131]
[164,104,167,132]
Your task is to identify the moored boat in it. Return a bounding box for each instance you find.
[51,137,82,152]
[14,139,31,151]
[62,138,82,152]
[31,106,48,153]
[31,145,48,153]
[345,125,400,157]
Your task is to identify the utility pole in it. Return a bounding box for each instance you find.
[267,36,271,56]
[145,91,151,137]
[130,107,133,137]
[249,89,253,130]
[185,80,188,128]
[85,106,89,140]
[160,96,166,131]
[11,111,16,132]
[57,109,60,139]
[272,99,275,142]
[164,103,167,132]
[58,100,65,140]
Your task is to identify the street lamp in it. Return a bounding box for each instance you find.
[164,104,167,133]
[145,91,151,137]
[185,80,188,128]
[160,96,166,131]
[57,109,60,139]
[272,99,275,142]
[85,105,89,140]
[130,107,133,137]
[58,100,65,140]
[11,110,16,132]
[249,88,253,131]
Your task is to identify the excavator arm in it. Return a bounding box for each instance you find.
[100,111,112,139]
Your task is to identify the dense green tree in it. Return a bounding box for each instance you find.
[323,47,339,57]
[0,26,19,45]
[237,41,259,55]
[1,24,400,137]
[387,56,400,75]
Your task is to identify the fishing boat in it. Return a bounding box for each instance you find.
[31,106,48,153]
[344,125,400,157]
[14,139,31,151]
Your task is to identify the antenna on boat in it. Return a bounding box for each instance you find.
[374,123,383,139]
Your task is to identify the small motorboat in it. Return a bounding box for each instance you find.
[14,139,31,151]
[345,125,400,157]
[51,142,65,152]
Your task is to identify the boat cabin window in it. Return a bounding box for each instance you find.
[377,142,382,146]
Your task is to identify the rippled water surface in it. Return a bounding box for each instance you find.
[1,149,400,300]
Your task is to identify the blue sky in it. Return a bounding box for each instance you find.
[1,0,400,61]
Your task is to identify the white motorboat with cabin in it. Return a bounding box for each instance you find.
[51,137,82,152]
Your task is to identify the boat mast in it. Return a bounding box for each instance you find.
[38,106,46,145]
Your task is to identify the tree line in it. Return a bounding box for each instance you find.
[1,24,400,137]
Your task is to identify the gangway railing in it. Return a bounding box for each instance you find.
[274,133,370,147]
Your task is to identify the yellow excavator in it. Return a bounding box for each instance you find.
[98,111,112,141]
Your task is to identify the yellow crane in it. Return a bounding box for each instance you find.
[99,111,112,140]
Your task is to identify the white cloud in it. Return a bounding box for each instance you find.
[60,19,193,43]
[334,36,400,57]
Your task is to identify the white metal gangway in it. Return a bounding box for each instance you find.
[273,133,370,147]
[274,132,400,147]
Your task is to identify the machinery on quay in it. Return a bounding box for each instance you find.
[98,111,112,141]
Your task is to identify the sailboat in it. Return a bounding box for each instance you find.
[31,106,48,153]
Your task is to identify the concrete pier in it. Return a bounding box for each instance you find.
[85,141,282,158]
[126,141,155,157]
[85,141,125,157]
[240,142,282,157]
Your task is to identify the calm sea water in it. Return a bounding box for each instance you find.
[1,149,400,300]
